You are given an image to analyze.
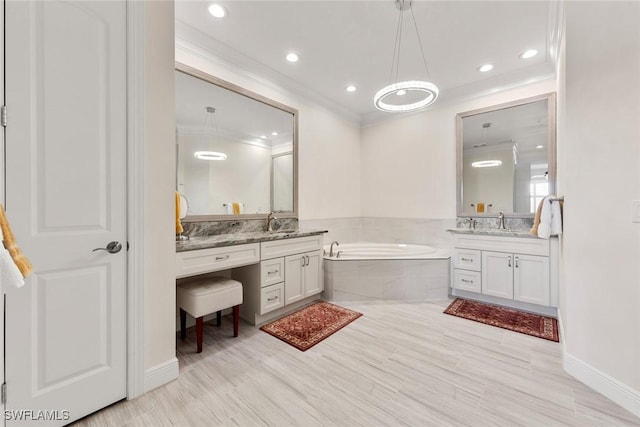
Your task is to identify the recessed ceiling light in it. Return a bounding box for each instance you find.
[396,90,407,96]
[260,135,267,139]
[346,85,357,92]
[286,53,299,63]
[536,145,544,149]
[208,3,227,18]
[271,132,278,136]
[520,49,538,59]
[478,64,494,72]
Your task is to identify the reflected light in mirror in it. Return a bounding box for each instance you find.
[194,151,227,161]
[208,4,227,18]
[471,160,502,168]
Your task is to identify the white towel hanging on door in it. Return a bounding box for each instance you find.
[0,226,25,292]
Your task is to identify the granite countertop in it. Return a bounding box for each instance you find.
[176,229,327,252]
[446,228,540,239]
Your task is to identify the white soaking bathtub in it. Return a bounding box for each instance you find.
[323,242,450,302]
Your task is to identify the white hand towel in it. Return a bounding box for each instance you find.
[537,197,552,239]
[0,224,25,290]
[1,244,25,289]
[550,200,563,235]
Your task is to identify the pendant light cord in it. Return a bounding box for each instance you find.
[389,5,403,83]
[410,4,432,81]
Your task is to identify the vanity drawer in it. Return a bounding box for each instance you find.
[261,257,284,287]
[453,269,482,293]
[260,282,285,314]
[176,243,260,278]
[261,235,323,260]
[454,249,481,271]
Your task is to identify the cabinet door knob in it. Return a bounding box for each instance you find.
[508,256,512,267]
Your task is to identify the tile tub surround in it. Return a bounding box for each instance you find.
[299,217,457,253]
[181,217,299,238]
[324,258,450,303]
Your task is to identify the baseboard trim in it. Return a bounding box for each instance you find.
[563,352,640,418]
[144,357,179,393]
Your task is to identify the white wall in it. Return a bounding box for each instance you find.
[562,1,640,414]
[175,47,362,221]
[144,1,177,372]
[360,80,556,219]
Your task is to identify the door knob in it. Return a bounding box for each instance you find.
[92,241,122,254]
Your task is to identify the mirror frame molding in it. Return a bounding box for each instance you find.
[176,62,299,222]
[456,92,557,218]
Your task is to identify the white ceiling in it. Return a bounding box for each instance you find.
[175,0,560,125]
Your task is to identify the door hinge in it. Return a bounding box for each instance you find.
[1,382,6,404]
[1,105,7,127]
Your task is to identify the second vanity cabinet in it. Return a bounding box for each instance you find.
[452,232,557,315]
[482,251,549,305]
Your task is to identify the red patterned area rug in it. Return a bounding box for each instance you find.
[260,301,362,351]
[444,298,559,342]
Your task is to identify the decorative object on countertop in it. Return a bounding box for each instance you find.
[0,204,32,279]
[260,301,362,351]
[531,195,563,238]
[177,276,243,353]
[444,298,559,342]
[223,202,244,215]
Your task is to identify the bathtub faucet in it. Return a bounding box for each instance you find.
[329,241,340,257]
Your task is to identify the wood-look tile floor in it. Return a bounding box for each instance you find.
[73,300,640,426]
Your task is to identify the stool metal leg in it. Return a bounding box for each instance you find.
[180,309,187,340]
[233,305,240,337]
[196,316,204,353]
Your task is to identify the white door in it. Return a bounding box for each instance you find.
[513,254,550,306]
[4,1,127,425]
[303,251,323,297]
[284,254,304,304]
[481,251,514,299]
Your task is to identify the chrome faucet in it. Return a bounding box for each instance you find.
[498,211,506,229]
[266,212,278,231]
[466,217,476,229]
[329,241,340,257]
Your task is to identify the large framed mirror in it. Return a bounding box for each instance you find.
[456,93,556,218]
[175,62,298,221]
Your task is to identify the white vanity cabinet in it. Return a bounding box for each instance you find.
[481,251,549,304]
[234,234,324,325]
[284,250,323,304]
[452,232,557,316]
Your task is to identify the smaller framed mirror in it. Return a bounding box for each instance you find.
[456,93,556,217]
